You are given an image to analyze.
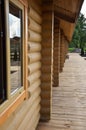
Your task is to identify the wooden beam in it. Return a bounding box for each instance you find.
[55,11,75,23]
[54,5,76,23]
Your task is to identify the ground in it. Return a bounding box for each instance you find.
[37,53,86,130]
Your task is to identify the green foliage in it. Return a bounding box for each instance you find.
[68,48,75,53]
[70,13,86,55]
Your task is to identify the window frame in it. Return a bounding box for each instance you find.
[0,0,28,125]
[8,0,25,97]
[0,0,7,104]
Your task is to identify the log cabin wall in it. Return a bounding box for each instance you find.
[40,1,54,121]
[27,0,42,128]
[53,18,60,87]
[0,0,42,130]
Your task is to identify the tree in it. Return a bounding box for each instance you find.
[70,13,86,55]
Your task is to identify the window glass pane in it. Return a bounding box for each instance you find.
[9,3,23,94]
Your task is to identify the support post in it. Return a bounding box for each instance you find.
[53,19,60,87]
[40,2,54,121]
[60,30,64,72]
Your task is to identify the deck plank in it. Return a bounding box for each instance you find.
[37,53,86,130]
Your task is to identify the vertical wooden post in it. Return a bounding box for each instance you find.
[64,38,69,60]
[63,37,67,63]
[66,40,69,55]
[53,18,60,87]
[40,2,54,121]
[60,35,69,73]
[60,30,64,72]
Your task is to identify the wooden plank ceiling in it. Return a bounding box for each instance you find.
[54,0,84,41]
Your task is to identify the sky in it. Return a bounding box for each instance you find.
[81,0,86,18]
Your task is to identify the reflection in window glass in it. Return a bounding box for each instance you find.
[9,3,23,93]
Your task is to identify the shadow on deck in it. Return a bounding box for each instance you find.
[37,53,86,130]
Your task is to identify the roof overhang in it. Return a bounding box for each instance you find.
[54,0,84,41]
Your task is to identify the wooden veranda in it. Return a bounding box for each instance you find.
[0,0,84,129]
[37,53,86,130]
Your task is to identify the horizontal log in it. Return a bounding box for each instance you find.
[54,27,59,30]
[53,74,59,78]
[53,57,60,60]
[18,97,41,130]
[41,108,50,115]
[53,61,59,64]
[52,71,59,79]
[42,38,52,45]
[28,30,42,42]
[42,58,52,65]
[41,83,51,91]
[54,29,59,33]
[53,80,59,84]
[43,13,52,21]
[42,23,52,30]
[41,100,51,107]
[53,50,60,58]
[28,17,42,33]
[28,79,41,95]
[26,113,40,130]
[53,72,59,75]
[53,66,59,69]
[42,49,51,56]
[53,79,59,82]
[29,6,42,24]
[40,115,50,121]
[28,61,41,74]
[53,65,59,68]
[28,42,41,52]
[54,39,60,43]
[42,3,53,12]
[29,0,42,15]
[53,71,59,74]
[30,0,42,6]
[53,84,59,87]
[52,76,59,79]
[41,91,51,99]
[42,66,51,73]
[28,86,41,100]
[6,88,41,130]
[42,42,52,48]
[53,78,59,81]
[28,70,41,85]
[41,74,51,82]
[28,52,41,64]
[32,113,40,130]
[53,48,60,51]
[42,32,52,38]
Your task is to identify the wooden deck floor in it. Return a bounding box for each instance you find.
[37,53,86,130]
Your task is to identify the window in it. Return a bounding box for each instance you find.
[9,3,23,94]
[0,0,28,125]
[0,0,24,104]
